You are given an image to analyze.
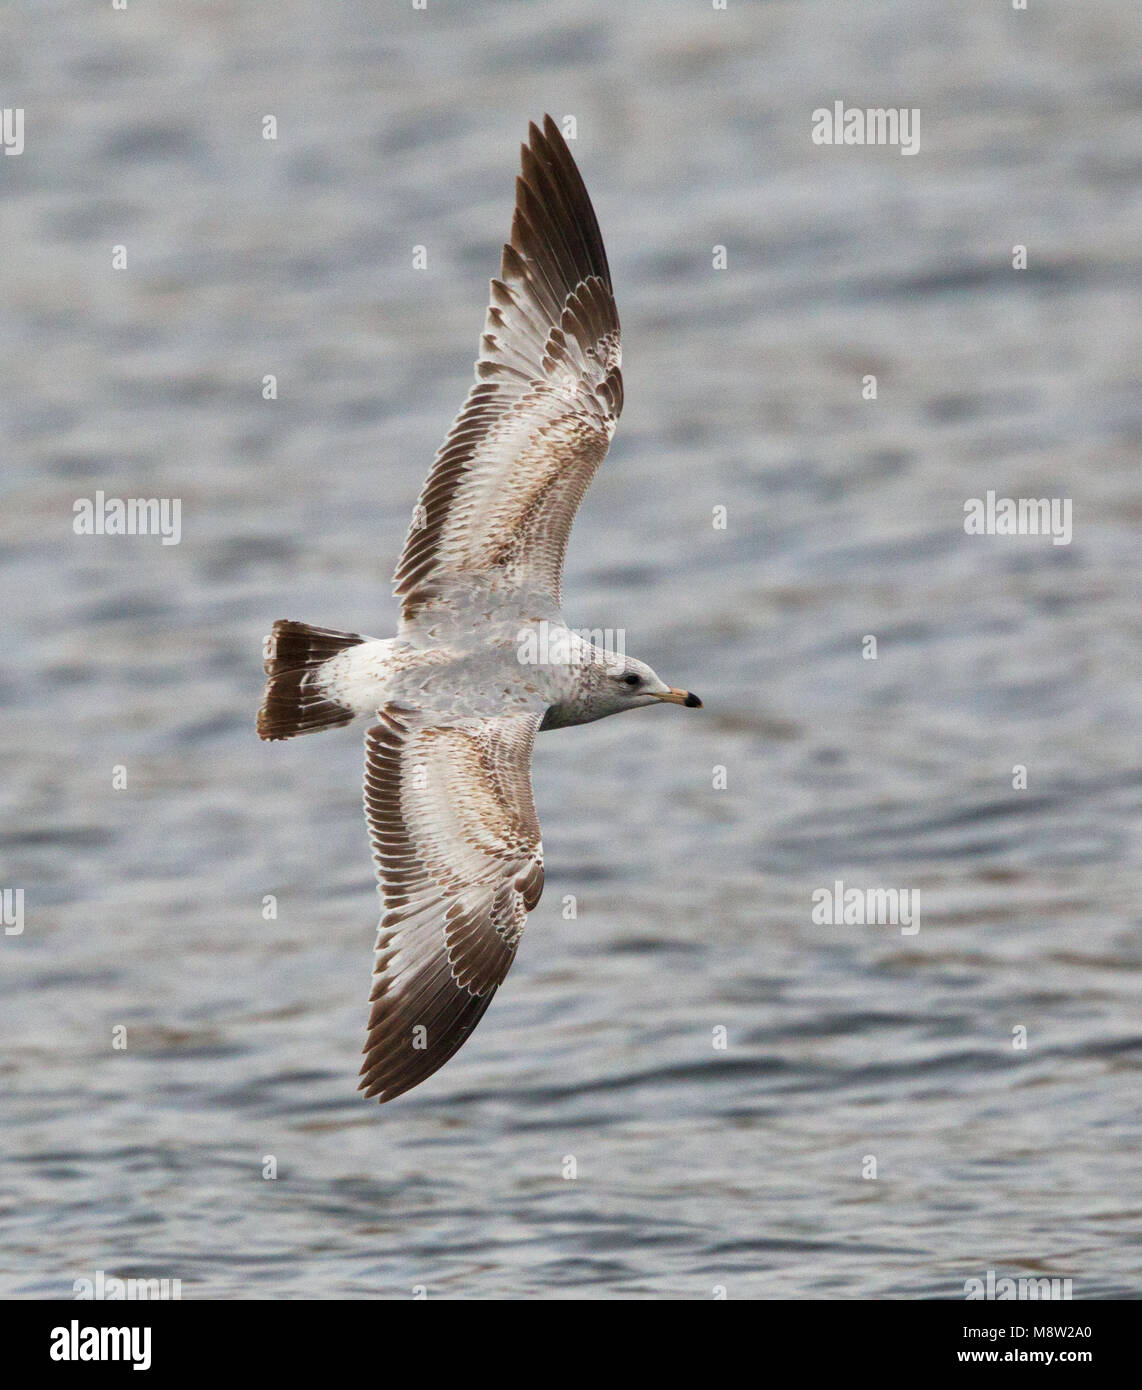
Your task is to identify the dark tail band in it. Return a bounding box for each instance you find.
[257,620,365,741]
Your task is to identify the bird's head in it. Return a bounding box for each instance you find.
[541,651,701,729]
[600,653,702,715]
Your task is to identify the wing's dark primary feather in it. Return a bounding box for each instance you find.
[394,115,622,623]
[359,707,544,1103]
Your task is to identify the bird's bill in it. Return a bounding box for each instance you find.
[657,687,702,708]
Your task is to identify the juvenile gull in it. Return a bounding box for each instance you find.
[258,116,701,1104]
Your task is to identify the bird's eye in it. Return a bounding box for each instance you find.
[622,673,641,687]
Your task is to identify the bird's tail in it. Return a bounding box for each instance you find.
[257,620,366,741]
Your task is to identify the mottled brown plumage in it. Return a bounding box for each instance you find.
[393,115,622,622]
[359,708,543,1102]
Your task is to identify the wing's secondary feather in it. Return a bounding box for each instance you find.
[394,115,622,624]
[359,706,544,1103]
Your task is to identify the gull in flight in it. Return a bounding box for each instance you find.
[258,116,701,1104]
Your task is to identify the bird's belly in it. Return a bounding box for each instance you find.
[329,639,547,723]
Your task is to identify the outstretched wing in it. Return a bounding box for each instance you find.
[394,114,623,624]
[359,706,545,1103]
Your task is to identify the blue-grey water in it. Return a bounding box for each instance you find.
[2,0,1140,1298]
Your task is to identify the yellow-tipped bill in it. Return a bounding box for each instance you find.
[657,687,702,708]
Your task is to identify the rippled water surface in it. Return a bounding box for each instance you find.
[3,0,1141,1298]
